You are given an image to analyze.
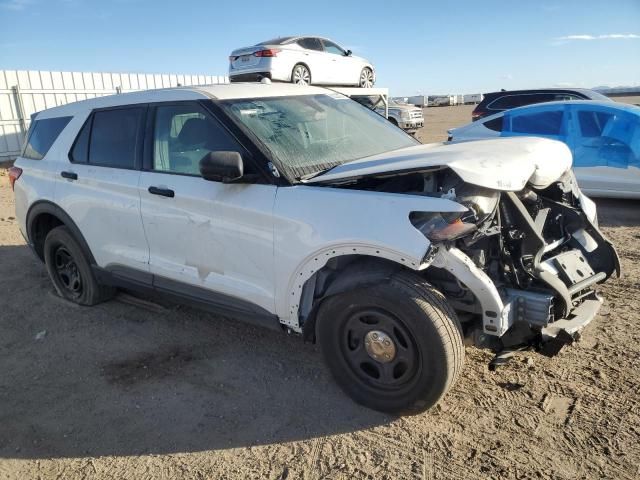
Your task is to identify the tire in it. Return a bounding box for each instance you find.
[316,271,464,414]
[359,67,374,88]
[291,64,311,85]
[388,117,399,127]
[44,226,114,306]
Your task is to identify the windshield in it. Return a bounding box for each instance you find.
[220,94,419,180]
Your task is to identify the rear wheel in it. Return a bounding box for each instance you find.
[317,271,464,414]
[359,68,374,88]
[44,226,114,305]
[291,64,311,85]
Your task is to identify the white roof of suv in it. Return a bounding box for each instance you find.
[36,83,330,119]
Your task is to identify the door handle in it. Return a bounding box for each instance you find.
[61,171,78,180]
[148,186,175,198]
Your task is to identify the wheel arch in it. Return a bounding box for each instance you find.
[289,248,423,342]
[291,62,311,82]
[26,200,96,265]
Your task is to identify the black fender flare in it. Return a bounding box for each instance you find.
[26,200,97,265]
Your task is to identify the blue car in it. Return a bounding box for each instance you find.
[449,101,640,198]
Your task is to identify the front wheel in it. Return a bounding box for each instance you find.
[291,64,311,85]
[359,67,374,88]
[316,271,464,414]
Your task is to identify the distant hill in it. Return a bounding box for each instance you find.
[593,85,640,96]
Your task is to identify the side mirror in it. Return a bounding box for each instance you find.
[345,49,352,56]
[199,151,244,183]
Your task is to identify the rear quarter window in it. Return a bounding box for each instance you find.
[22,116,72,160]
[484,116,504,132]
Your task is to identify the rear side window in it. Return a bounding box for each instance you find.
[23,116,72,160]
[297,37,323,51]
[510,110,564,135]
[89,108,143,168]
[69,107,144,168]
[488,93,556,110]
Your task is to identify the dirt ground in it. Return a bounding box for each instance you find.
[1,100,639,480]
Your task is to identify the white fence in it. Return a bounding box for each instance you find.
[0,69,229,161]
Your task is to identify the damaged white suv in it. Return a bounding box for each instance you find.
[11,83,619,414]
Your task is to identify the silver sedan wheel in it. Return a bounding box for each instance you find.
[359,68,374,88]
[292,65,311,85]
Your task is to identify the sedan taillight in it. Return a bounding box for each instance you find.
[254,49,281,57]
[8,166,23,191]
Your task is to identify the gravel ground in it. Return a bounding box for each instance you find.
[0,100,639,479]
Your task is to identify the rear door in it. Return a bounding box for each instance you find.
[54,105,150,272]
[137,101,278,315]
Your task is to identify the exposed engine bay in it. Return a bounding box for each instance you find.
[330,166,620,348]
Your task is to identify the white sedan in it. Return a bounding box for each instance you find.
[228,36,375,87]
[448,100,640,199]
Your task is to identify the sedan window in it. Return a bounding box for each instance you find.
[484,116,504,132]
[509,110,564,136]
[573,109,639,168]
[297,37,324,52]
[322,40,345,55]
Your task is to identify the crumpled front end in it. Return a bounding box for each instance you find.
[423,167,620,343]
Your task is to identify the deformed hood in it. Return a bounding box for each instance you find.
[306,137,573,191]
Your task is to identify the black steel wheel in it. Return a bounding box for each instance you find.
[53,245,83,298]
[44,226,114,305]
[317,271,464,414]
[341,308,419,389]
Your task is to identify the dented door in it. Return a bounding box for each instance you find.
[138,172,278,314]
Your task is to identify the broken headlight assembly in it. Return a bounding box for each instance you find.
[410,211,477,242]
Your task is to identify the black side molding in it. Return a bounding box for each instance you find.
[94,264,283,333]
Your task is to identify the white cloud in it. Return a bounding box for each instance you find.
[0,0,34,10]
[556,33,640,41]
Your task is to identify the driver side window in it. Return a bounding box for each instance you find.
[322,40,345,55]
[153,103,242,176]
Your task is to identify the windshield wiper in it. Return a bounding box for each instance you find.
[296,165,339,182]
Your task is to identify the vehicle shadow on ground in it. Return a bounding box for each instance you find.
[0,244,391,460]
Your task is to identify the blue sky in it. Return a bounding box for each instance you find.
[1,0,639,96]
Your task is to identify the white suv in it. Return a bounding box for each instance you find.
[10,83,619,414]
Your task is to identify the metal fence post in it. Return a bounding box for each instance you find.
[11,85,27,137]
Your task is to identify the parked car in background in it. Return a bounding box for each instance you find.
[463,93,484,105]
[228,36,375,87]
[449,101,640,198]
[471,88,612,121]
[10,84,619,414]
[376,99,424,134]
